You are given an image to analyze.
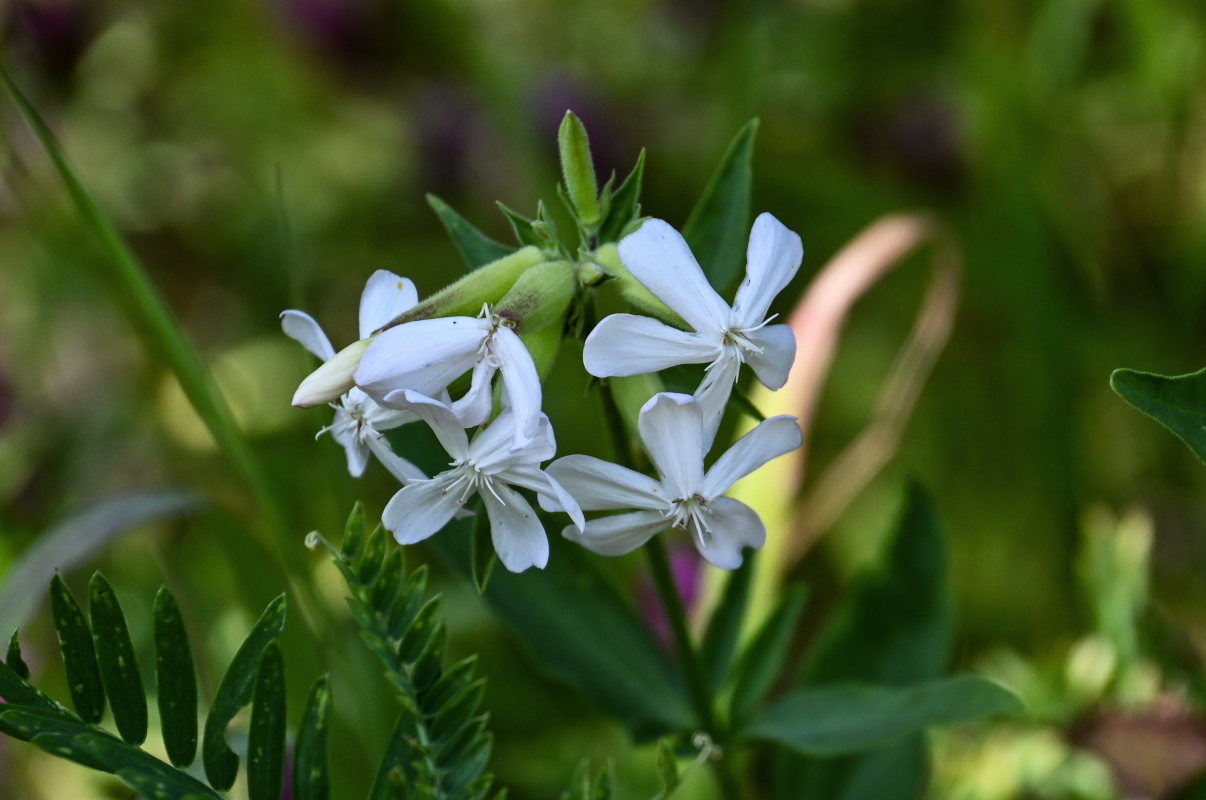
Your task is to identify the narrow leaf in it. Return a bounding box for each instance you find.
[699,555,755,691]
[728,583,808,725]
[598,148,646,243]
[497,203,546,249]
[427,194,516,269]
[293,675,332,800]
[154,585,198,767]
[88,574,147,745]
[203,594,287,791]
[78,727,224,799]
[747,675,1024,756]
[341,501,367,560]
[1111,366,1206,463]
[0,656,63,714]
[411,623,447,692]
[247,644,287,800]
[397,597,441,664]
[50,574,105,723]
[356,524,389,588]
[6,631,29,680]
[681,118,758,296]
[370,712,424,800]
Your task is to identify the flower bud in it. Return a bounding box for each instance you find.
[291,337,370,407]
[495,260,576,335]
[521,325,562,380]
[558,110,600,228]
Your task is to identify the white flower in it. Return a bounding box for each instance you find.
[545,393,801,569]
[583,213,802,438]
[379,390,584,572]
[282,270,426,483]
[354,305,543,447]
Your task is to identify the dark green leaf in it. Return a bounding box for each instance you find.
[441,733,493,795]
[471,510,497,594]
[387,565,428,640]
[428,531,692,736]
[247,644,286,800]
[729,583,808,725]
[154,586,198,768]
[293,675,331,800]
[341,502,367,560]
[370,712,424,800]
[80,730,224,799]
[356,524,390,588]
[748,676,1024,756]
[6,631,29,680]
[89,574,147,745]
[370,549,405,611]
[598,149,646,244]
[429,679,486,743]
[0,707,111,770]
[203,593,287,791]
[427,194,516,269]
[411,623,446,692]
[497,203,546,249]
[699,555,755,691]
[681,119,758,296]
[435,714,489,769]
[420,656,477,715]
[0,655,63,714]
[50,574,105,724]
[1111,366,1206,463]
[397,596,441,664]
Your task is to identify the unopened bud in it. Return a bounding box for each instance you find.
[291,338,371,407]
[495,261,577,335]
[558,111,600,228]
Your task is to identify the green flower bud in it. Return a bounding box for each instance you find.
[377,246,546,332]
[558,111,600,229]
[593,243,687,329]
[495,260,577,335]
[291,337,371,407]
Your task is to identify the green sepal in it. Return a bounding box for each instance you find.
[88,573,147,745]
[744,675,1024,756]
[598,148,646,244]
[427,194,516,269]
[591,244,683,328]
[153,585,198,768]
[50,574,105,724]
[292,675,332,800]
[6,631,29,680]
[1111,366,1206,463]
[682,118,758,296]
[727,583,808,726]
[558,111,601,228]
[247,643,287,800]
[202,593,287,791]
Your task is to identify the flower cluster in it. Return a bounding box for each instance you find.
[285,214,804,572]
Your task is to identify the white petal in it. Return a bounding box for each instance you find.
[377,389,469,460]
[638,393,706,500]
[280,310,336,361]
[562,510,667,556]
[471,411,557,474]
[382,474,465,544]
[692,353,741,444]
[505,464,585,531]
[354,389,418,431]
[359,271,419,337]
[365,432,428,484]
[583,314,722,377]
[355,317,488,401]
[481,483,548,571]
[449,359,497,428]
[292,339,368,407]
[743,324,797,390]
[493,327,544,446]
[730,213,803,329]
[694,497,765,569]
[545,454,666,511]
[617,219,730,333]
[703,415,802,498]
[330,421,370,478]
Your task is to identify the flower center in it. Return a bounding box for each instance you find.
[666,493,712,550]
[443,461,506,506]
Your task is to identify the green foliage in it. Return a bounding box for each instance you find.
[597,149,647,244]
[1110,366,1206,463]
[154,586,199,768]
[699,556,755,692]
[88,573,148,745]
[426,194,517,270]
[727,583,809,727]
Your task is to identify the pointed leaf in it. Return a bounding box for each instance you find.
[203,594,287,791]
[6,631,29,680]
[598,149,646,244]
[247,644,286,800]
[699,555,755,691]
[0,657,67,715]
[79,728,224,799]
[341,501,368,560]
[428,194,516,269]
[50,574,105,723]
[370,712,424,800]
[728,583,808,725]
[747,675,1023,756]
[0,707,110,770]
[153,586,198,768]
[497,202,546,249]
[411,623,447,692]
[293,675,332,800]
[356,524,390,588]
[88,574,147,745]
[397,596,441,664]
[370,548,406,611]
[1111,366,1206,463]
[682,119,758,296]
[656,738,679,797]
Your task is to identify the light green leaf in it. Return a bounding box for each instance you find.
[1111,366,1206,463]
[153,586,198,768]
[50,575,105,724]
[747,675,1024,756]
[427,194,516,269]
[89,574,147,745]
[682,119,758,296]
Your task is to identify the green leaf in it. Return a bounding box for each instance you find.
[0,707,110,770]
[1111,366,1206,463]
[428,531,692,737]
[655,738,680,798]
[471,510,497,594]
[293,675,332,800]
[397,596,441,664]
[50,574,105,724]
[598,149,646,244]
[247,644,287,800]
[699,555,756,691]
[558,111,601,228]
[88,574,147,745]
[0,491,200,641]
[153,586,198,768]
[681,119,758,296]
[370,712,424,800]
[427,194,516,269]
[356,524,390,588]
[79,729,224,799]
[0,655,63,715]
[202,593,287,791]
[728,583,808,725]
[341,501,368,561]
[747,675,1024,756]
[497,202,546,249]
[6,631,29,680]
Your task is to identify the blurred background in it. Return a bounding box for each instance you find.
[3,0,1206,797]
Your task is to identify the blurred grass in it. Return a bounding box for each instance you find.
[3,0,1206,797]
